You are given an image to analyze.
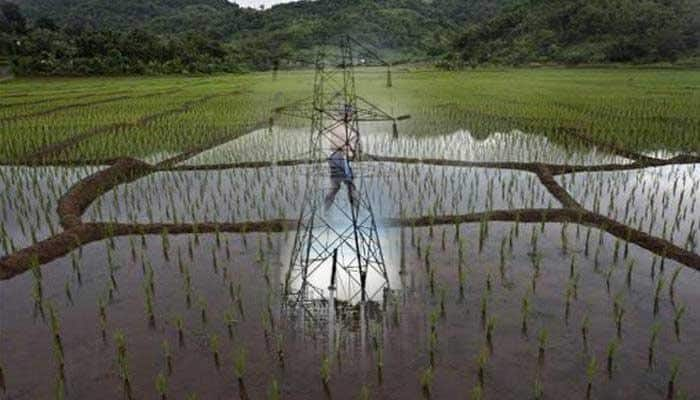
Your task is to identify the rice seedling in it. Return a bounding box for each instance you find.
[114,330,133,399]
[470,385,483,400]
[486,316,496,352]
[420,366,434,397]
[210,334,221,368]
[156,371,168,400]
[268,379,281,400]
[606,339,619,379]
[320,355,331,390]
[581,314,590,351]
[233,346,246,383]
[648,322,661,369]
[521,292,531,336]
[654,277,665,316]
[585,356,597,400]
[476,347,488,388]
[358,384,370,400]
[537,328,548,365]
[673,303,686,341]
[533,378,544,400]
[668,359,680,399]
[669,266,682,303]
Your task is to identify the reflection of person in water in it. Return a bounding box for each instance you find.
[324,105,357,211]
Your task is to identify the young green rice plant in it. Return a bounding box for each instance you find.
[420,365,434,397]
[606,339,619,379]
[320,355,331,390]
[114,331,132,399]
[156,371,168,400]
[55,374,65,400]
[625,259,636,288]
[667,359,680,400]
[537,328,548,365]
[486,316,496,352]
[224,308,237,339]
[161,340,172,375]
[499,236,507,282]
[569,254,576,279]
[358,384,370,400]
[199,297,208,326]
[275,333,285,367]
[654,277,665,316]
[376,342,384,383]
[564,283,573,325]
[521,292,531,336]
[98,298,107,341]
[46,303,64,370]
[458,260,467,299]
[586,355,597,400]
[648,322,661,369]
[476,347,488,388]
[613,297,626,339]
[669,266,682,303]
[210,334,221,368]
[267,378,281,400]
[673,303,686,341]
[233,346,246,383]
[428,268,435,297]
[424,243,432,273]
[581,314,590,351]
[605,266,615,295]
[175,316,184,345]
[470,385,483,400]
[485,269,492,294]
[439,285,446,317]
[533,378,544,400]
[392,297,401,327]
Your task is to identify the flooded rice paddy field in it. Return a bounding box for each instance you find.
[84,163,554,224]
[0,166,104,258]
[185,126,629,166]
[1,224,699,399]
[1,69,700,399]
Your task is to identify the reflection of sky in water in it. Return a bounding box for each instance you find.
[85,163,555,224]
[184,125,629,166]
[557,164,700,250]
[280,172,399,305]
[0,166,104,258]
[280,223,400,305]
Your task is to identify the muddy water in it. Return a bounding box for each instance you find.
[1,221,699,399]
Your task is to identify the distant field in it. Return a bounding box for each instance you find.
[0,68,698,164]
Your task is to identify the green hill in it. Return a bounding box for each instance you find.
[2,0,699,75]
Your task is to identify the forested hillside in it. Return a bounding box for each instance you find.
[1,0,698,75]
[450,0,700,65]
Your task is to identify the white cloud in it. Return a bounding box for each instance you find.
[231,0,300,8]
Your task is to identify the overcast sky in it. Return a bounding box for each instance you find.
[232,0,300,8]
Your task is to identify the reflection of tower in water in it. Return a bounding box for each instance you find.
[276,36,406,337]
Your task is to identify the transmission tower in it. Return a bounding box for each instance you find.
[277,36,404,322]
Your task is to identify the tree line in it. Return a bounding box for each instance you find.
[1,0,699,76]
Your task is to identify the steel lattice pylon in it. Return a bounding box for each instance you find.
[278,36,399,316]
